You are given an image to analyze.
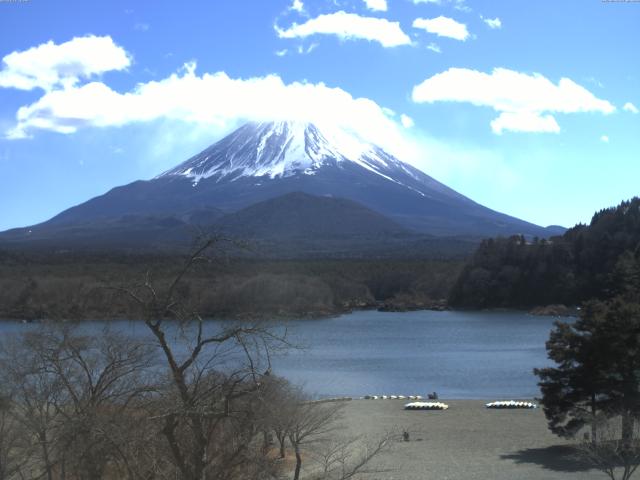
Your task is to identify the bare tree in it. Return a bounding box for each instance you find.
[284,395,395,480]
[577,414,640,480]
[309,433,394,480]
[0,324,157,480]
[255,375,299,459]
[287,399,346,480]
[37,327,155,479]
[0,335,64,480]
[0,394,31,480]
[118,237,289,480]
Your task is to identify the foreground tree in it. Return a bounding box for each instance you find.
[119,238,289,480]
[0,394,30,480]
[535,296,640,446]
[288,399,345,480]
[0,325,157,480]
[0,334,63,480]
[534,302,610,441]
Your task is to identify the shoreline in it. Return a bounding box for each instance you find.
[0,303,577,323]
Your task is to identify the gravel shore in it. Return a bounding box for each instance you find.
[335,399,603,480]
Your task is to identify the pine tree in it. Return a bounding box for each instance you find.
[535,297,640,444]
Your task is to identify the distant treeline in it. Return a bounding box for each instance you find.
[450,197,640,308]
[0,250,463,320]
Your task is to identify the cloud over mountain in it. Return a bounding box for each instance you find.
[2,36,416,159]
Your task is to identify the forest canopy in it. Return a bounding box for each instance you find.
[450,197,640,308]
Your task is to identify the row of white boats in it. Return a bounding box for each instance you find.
[485,400,538,409]
[404,402,450,410]
[362,396,538,410]
[362,395,425,400]
[402,400,538,410]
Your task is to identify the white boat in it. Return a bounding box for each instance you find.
[485,400,537,409]
[404,401,449,410]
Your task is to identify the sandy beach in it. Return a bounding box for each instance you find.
[332,399,603,480]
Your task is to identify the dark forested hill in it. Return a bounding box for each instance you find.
[449,197,640,308]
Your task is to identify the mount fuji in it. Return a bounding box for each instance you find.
[0,121,563,253]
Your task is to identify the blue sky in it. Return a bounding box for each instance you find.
[0,0,638,231]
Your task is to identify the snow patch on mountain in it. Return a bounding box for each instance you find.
[158,121,427,195]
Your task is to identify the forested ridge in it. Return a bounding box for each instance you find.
[0,251,462,320]
[450,197,640,308]
[5,197,639,319]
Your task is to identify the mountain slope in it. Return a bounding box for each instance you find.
[0,191,478,258]
[216,191,408,238]
[1,121,561,252]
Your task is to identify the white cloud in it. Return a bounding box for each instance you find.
[412,0,471,12]
[296,43,318,55]
[275,11,411,47]
[363,0,388,11]
[482,17,501,29]
[412,67,616,134]
[623,102,639,114]
[491,112,559,135]
[400,114,415,128]
[453,1,472,13]
[275,49,288,57]
[290,0,304,12]
[426,42,441,53]
[0,35,131,91]
[412,16,469,41]
[584,76,604,88]
[134,23,150,32]
[6,60,413,158]
[600,135,609,143]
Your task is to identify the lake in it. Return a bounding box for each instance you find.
[0,310,561,400]
[272,310,559,399]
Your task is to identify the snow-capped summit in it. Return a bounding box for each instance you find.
[158,121,430,196]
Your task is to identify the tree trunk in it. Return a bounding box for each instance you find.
[621,408,634,451]
[191,419,207,480]
[39,431,54,480]
[591,393,598,446]
[85,456,103,480]
[280,437,286,459]
[293,443,302,480]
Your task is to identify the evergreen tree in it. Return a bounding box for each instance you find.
[535,297,640,445]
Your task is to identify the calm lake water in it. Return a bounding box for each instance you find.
[272,310,559,399]
[1,310,561,400]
